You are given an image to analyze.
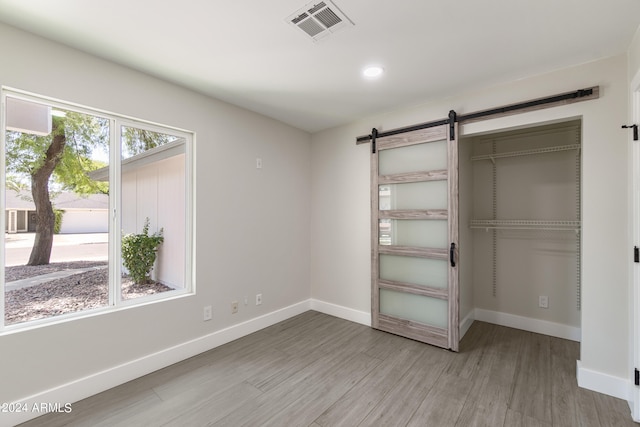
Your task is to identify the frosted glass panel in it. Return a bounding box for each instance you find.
[379,181,447,210]
[379,219,447,248]
[380,255,447,288]
[379,140,447,175]
[380,289,448,328]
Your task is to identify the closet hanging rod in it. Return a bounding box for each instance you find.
[470,226,581,231]
[469,219,581,231]
[470,144,581,161]
[355,86,599,144]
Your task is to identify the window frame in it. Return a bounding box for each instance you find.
[0,87,196,332]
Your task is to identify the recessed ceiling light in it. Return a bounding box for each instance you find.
[363,66,384,78]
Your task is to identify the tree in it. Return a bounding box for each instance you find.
[5,110,172,266]
[4,174,28,192]
[5,111,108,265]
[122,127,173,158]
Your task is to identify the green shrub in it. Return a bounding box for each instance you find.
[121,218,164,285]
[53,209,65,234]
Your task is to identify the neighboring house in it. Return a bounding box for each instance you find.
[4,189,108,234]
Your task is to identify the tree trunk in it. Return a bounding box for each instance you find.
[28,177,55,265]
[27,122,66,266]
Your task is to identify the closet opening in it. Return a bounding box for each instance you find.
[459,119,582,343]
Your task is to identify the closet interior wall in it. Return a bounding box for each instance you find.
[460,120,582,340]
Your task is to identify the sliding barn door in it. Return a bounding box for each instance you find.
[371,124,459,351]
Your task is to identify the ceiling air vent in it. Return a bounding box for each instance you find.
[287,1,354,41]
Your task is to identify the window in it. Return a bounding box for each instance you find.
[1,88,194,329]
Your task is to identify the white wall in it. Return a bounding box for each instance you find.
[311,55,629,395]
[629,27,640,81]
[0,21,311,417]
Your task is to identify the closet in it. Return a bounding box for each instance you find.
[459,119,581,341]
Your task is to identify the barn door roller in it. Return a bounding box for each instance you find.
[622,124,639,141]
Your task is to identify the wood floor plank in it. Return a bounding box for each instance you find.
[153,345,287,400]
[318,320,382,356]
[406,372,472,426]
[455,377,509,426]
[575,387,608,427]
[591,391,637,427]
[271,313,350,356]
[363,328,427,360]
[549,336,583,427]
[160,381,264,426]
[314,347,426,426]
[260,310,324,336]
[504,408,552,427]
[455,325,524,426]
[486,325,524,401]
[213,318,382,425]
[246,319,374,393]
[259,352,381,427]
[17,314,637,427]
[215,351,380,426]
[358,345,450,426]
[509,331,552,423]
[19,388,162,427]
[445,321,497,381]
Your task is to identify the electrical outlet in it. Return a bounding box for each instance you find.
[539,295,549,309]
[256,158,263,169]
[231,301,239,314]
[203,305,212,321]
[244,296,248,306]
[256,293,262,306]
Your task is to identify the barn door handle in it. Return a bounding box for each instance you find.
[450,242,456,267]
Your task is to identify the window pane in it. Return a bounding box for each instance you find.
[379,181,447,210]
[380,288,448,328]
[379,139,447,175]
[379,254,447,288]
[120,125,185,301]
[379,219,447,248]
[120,126,178,160]
[4,99,110,325]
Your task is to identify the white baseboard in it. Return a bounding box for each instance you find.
[474,308,581,342]
[310,299,371,326]
[4,300,312,427]
[577,360,631,401]
[460,310,475,339]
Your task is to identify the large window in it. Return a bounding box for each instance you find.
[1,88,194,329]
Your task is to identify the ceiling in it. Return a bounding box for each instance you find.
[1,1,639,133]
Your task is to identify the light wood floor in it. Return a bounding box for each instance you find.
[19,311,637,426]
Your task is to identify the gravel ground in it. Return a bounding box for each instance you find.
[5,260,108,282]
[5,261,172,325]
